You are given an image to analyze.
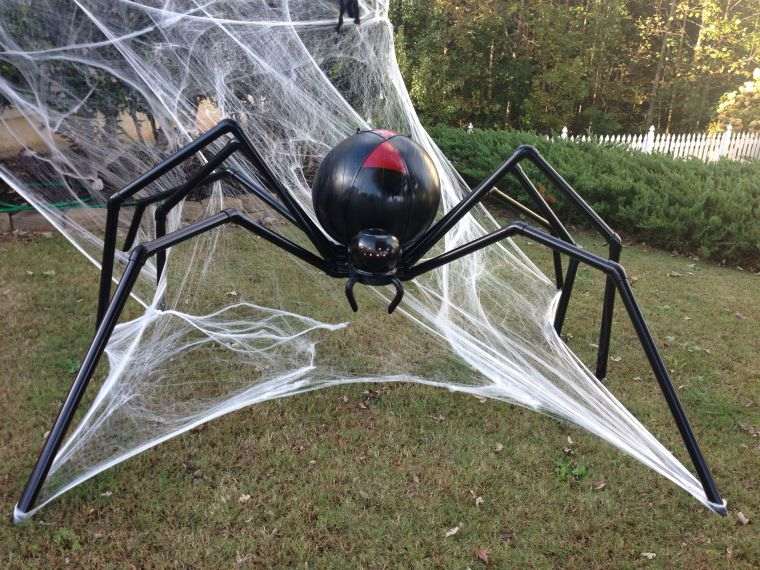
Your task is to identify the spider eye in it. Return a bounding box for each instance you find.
[349,229,401,274]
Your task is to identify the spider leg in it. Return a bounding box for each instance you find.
[349,0,361,25]
[222,121,334,259]
[121,168,298,252]
[151,140,242,280]
[152,166,306,283]
[13,208,327,524]
[344,276,404,314]
[345,275,358,312]
[98,119,334,327]
[336,1,345,32]
[388,278,404,314]
[99,120,244,325]
[404,145,620,380]
[403,221,725,515]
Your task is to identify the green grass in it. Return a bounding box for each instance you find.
[0,230,759,568]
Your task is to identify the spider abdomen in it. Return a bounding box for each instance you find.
[312,130,441,247]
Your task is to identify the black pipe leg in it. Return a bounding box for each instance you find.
[96,205,121,327]
[595,275,617,379]
[608,264,725,512]
[94,119,334,331]
[552,251,564,289]
[594,244,621,380]
[15,247,147,522]
[95,121,248,326]
[14,209,327,523]
[405,222,725,514]
[155,214,168,284]
[553,258,579,335]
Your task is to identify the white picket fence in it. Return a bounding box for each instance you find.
[557,124,760,162]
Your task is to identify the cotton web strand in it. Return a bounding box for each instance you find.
[0,0,721,519]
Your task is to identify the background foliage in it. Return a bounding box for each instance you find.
[430,126,760,267]
[711,68,760,133]
[1,1,757,264]
[391,0,760,134]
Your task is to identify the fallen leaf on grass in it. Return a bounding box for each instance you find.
[592,480,606,491]
[735,312,747,320]
[473,547,490,564]
[641,552,656,560]
[445,525,460,538]
[736,512,750,526]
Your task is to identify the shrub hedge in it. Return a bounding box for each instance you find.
[428,126,760,268]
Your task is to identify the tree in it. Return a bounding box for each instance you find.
[389,0,760,133]
[711,68,760,133]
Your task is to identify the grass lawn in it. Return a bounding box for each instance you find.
[0,229,758,568]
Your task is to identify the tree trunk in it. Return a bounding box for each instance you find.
[644,0,678,127]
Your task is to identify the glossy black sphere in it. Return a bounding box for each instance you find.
[350,229,401,274]
[312,129,441,247]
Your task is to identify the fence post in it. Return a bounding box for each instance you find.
[561,126,568,140]
[718,123,733,159]
[644,125,656,154]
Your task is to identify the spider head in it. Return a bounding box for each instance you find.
[349,229,401,275]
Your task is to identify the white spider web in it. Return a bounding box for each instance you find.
[0,0,722,519]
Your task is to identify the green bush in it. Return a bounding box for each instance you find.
[428,126,760,268]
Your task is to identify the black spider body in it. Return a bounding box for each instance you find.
[312,129,441,278]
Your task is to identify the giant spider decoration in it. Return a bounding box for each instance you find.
[14,119,726,522]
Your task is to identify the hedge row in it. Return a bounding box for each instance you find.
[428,126,760,268]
